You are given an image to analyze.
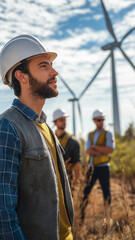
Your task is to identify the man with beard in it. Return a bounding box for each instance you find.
[53,109,81,186]
[0,35,74,240]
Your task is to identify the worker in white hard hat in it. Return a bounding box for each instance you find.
[0,35,73,240]
[53,109,81,187]
[81,109,114,221]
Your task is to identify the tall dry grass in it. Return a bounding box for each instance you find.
[71,168,135,240]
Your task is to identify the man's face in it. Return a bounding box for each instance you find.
[54,117,67,130]
[27,55,58,99]
[93,116,105,129]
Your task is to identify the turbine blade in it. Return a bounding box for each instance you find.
[120,27,135,44]
[79,52,111,99]
[120,47,135,70]
[100,0,117,41]
[77,101,83,130]
[58,74,76,98]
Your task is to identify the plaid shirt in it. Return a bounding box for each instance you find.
[0,99,46,240]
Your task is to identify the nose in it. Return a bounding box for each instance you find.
[50,67,58,77]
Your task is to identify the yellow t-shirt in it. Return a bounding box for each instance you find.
[35,121,73,240]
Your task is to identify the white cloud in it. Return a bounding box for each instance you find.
[93,14,103,20]
[100,0,135,13]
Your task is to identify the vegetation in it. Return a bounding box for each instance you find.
[72,122,135,239]
[111,122,135,193]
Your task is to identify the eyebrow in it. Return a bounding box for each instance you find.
[38,61,52,66]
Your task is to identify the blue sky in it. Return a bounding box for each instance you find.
[0,0,135,139]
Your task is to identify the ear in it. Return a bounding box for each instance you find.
[14,70,28,84]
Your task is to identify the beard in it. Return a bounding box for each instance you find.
[28,72,59,99]
[58,126,65,130]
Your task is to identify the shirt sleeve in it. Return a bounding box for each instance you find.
[65,137,81,164]
[0,119,26,240]
[85,133,91,151]
[106,131,114,149]
[71,139,81,163]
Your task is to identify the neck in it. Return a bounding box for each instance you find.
[96,126,104,131]
[19,95,45,119]
[56,129,65,137]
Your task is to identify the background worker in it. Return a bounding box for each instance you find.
[53,108,81,185]
[0,35,73,240]
[81,109,114,220]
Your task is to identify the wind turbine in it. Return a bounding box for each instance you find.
[58,0,135,136]
[78,0,135,135]
[58,74,83,136]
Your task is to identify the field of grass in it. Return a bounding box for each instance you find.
[72,173,135,240]
[72,132,135,239]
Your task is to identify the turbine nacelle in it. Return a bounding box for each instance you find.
[68,98,79,102]
[101,41,120,51]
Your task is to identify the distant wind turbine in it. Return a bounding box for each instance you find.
[58,74,83,136]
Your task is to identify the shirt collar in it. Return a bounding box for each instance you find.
[12,98,47,123]
[56,131,66,139]
[95,128,104,133]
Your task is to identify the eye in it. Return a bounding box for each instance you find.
[40,64,48,69]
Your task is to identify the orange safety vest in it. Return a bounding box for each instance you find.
[90,130,110,165]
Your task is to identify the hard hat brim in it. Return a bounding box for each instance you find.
[53,113,69,122]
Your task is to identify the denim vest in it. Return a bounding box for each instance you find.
[1,106,74,240]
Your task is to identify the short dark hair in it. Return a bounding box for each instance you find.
[11,60,29,97]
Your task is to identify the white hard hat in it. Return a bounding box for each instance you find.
[53,109,69,122]
[0,34,57,87]
[92,109,104,119]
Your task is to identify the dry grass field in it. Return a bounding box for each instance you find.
[72,175,135,240]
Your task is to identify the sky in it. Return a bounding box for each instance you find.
[0,0,135,140]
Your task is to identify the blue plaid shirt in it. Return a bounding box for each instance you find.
[0,99,46,240]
